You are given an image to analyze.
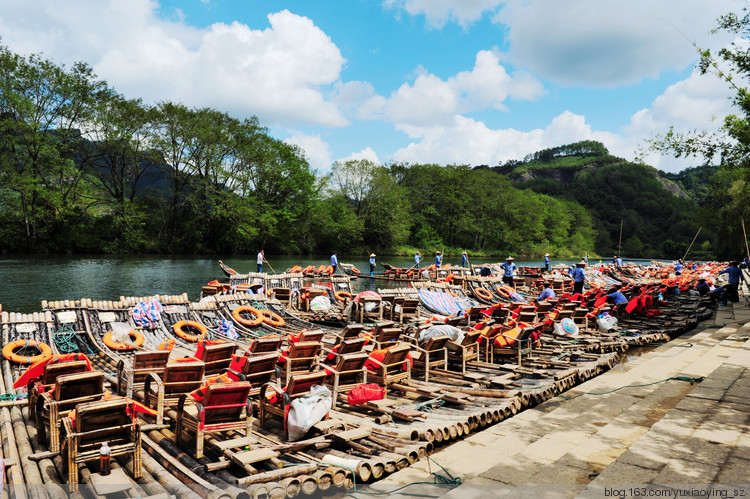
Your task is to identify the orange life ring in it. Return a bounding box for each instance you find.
[335,291,353,302]
[103,330,144,351]
[232,306,264,327]
[474,287,494,301]
[259,309,285,327]
[173,320,208,342]
[2,340,53,364]
[495,286,513,298]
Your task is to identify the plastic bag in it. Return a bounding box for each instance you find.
[597,314,618,334]
[553,318,579,337]
[109,322,133,344]
[287,385,332,441]
[309,295,331,312]
[417,325,464,345]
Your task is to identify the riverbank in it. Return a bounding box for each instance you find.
[362,302,750,498]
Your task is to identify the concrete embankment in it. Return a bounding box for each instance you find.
[362,302,750,498]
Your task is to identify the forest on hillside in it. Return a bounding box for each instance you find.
[0,44,744,259]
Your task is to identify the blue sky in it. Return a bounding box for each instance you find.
[0,0,743,172]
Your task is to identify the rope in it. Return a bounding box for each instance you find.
[555,375,704,400]
[0,393,26,401]
[344,457,460,498]
[414,395,445,412]
[53,324,79,353]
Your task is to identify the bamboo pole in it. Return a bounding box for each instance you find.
[682,226,702,261]
[742,219,750,263]
[618,219,623,257]
[233,464,318,486]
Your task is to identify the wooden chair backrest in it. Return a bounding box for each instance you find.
[556,309,573,320]
[41,361,89,385]
[461,330,481,345]
[339,324,364,340]
[299,330,325,343]
[535,301,553,313]
[375,327,402,344]
[75,399,133,449]
[287,341,321,362]
[133,350,171,369]
[241,353,279,386]
[371,321,395,336]
[490,307,509,321]
[202,382,252,424]
[423,335,450,352]
[400,298,420,311]
[381,344,412,370]
[163,361,205,395]
[517,311,536,323]
[250,336,282,354]
[337,337,367,355]
[285,372,328,398]
[334,352,368,374]
[54,372,105,402]
[199,343,236,363]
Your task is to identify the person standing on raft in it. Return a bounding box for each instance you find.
[330,252,339,273]
[718,261,743,309]
[461,251,468,267]
[544,253,550,272]
[435,251,443,269]
[369,253,376,276]
[500,256,517,288]
[257,250,266,272]
[570,260,587,295]
[414,252,422,269]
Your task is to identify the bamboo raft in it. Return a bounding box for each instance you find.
[0,265,718,497]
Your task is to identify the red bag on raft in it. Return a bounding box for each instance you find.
[347,383,385,406]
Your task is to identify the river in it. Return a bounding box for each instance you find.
[0,254,664,314]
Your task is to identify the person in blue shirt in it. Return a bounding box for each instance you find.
[615,256,623,267]
[435,252,443,268]
[544,253,550,272]
[695,278,711,296]
[674,260,683,275]
[461,251,468,267]
[369,253,376,276]
[414,252,422,269]
[330,252,338,273]
[570,260,586,294]
[607,287,628,305]
[583,253,589,265]
[718,261,744,306]
[500,256,517,287]
[479,264,493,277]
[536,282,556,302]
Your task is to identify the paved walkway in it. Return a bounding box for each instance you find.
[358,301,750,498]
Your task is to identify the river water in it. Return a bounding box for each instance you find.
[0,254,664,314]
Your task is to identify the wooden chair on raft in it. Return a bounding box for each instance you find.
[491,324,541,365]
[271,288,293,308]
[117,350,170,398]
[36,371,106,453]
[323,337,368,365]
[61,398,142,490]
[277,341,322,385]
[295,329,326,343]
[27,359,90,417]
[259,371,329,438]
[229,352,280,396]
[335,324,365,342]
[175,381,253,459]
[143,361,206,425]
[391,297,420,324]
[366,343,412,388]
[247,336,283,355]
[195,342,236,376]
[404,335,449,382]
[357,295,383,322]
[446,329,481,374]
[369,327,404,350]
[315,352,368,409]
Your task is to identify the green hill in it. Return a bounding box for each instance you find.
[487,141,711,259]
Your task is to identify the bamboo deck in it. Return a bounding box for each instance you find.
[0,264,719,497]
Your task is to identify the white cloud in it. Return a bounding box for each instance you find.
[383,0,504,28]
[0,1,347,127]
[284,132,333,172]
[337,148,381,164]
[362,50,544,126]
[495,0,742,86]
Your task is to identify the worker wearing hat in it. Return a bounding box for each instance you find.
[695,277,711,296]
[414,251,422,269]
[435,251,442,269]
[500,256,517,287]
[570,260,586,295]
[461,251,468,267]
[544,253,550,272]
[368,253,376,276]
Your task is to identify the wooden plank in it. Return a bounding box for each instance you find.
[211,435,257,451]
[231,448,280,467]
[364,399,396,410]
[332,427,371,441]
[312,419,346,433]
